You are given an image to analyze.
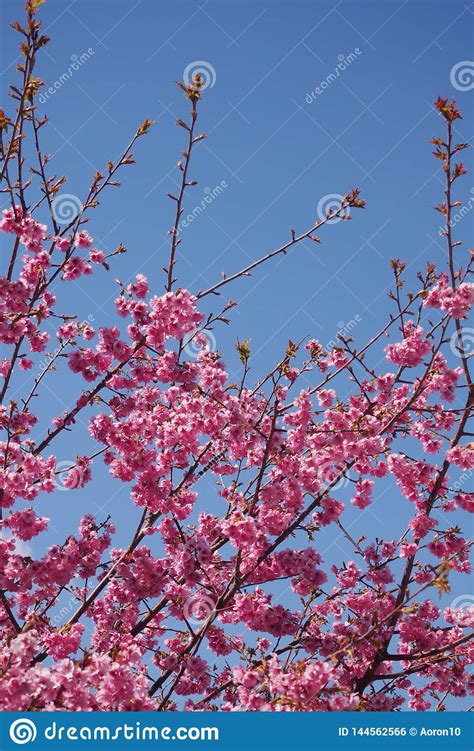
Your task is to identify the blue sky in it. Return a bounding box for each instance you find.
[0,0,473,705]
[1,0,472,371]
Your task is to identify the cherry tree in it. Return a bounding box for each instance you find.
[0,2,472,712]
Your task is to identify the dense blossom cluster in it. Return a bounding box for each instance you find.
[0,5,472,712]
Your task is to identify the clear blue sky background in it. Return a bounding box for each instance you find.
[1,0,473,707]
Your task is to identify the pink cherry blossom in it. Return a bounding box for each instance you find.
[0,13,471,714]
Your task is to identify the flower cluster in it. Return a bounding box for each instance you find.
[0,8,472,712]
